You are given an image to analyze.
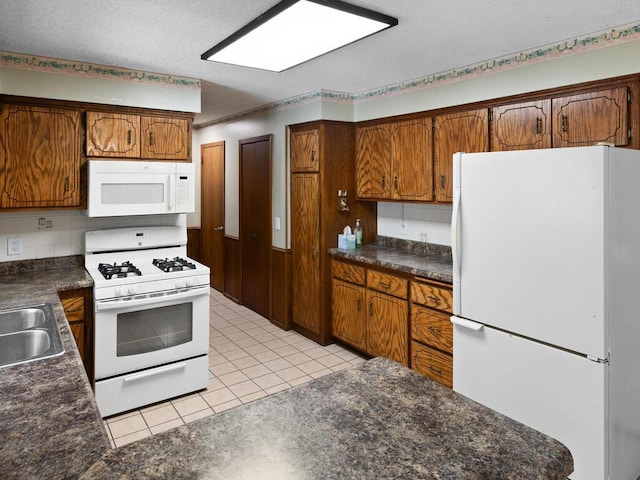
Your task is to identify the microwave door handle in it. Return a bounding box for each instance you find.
[167,174,175,212]
[95,286,208,312]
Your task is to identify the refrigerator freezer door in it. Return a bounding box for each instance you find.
[453,147,607,358]
[453,320,606,479]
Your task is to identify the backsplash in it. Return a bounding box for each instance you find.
[0,211,185,262]
[377,202,452,246]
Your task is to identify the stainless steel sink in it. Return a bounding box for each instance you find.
[0,304,64,368]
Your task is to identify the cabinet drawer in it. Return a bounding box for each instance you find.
[367,269,408,299]
[331,260,365,285]
[59,292,85,322]
[411,281,452,312]
[411,305,453,354]
[411,341,452,388]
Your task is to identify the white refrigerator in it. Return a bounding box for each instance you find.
[451,146,640,480]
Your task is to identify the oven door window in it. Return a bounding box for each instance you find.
[116,303,193,356]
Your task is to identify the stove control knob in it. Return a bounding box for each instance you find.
[114,288,123,297]
[175,279,185,289]
[128,286,138,295]
[185,278,195,287]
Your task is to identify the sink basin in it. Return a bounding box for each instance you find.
[0,307,46,334]
[0,304,64,368]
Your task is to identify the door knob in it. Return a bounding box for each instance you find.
[252,233,257,239]
[214,225,224,231]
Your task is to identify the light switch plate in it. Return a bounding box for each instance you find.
[274,217,281,230]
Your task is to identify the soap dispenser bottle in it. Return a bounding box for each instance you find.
[354,219,363,247]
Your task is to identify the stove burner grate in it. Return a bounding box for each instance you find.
[153,257,197,273]
[98,261,142,280]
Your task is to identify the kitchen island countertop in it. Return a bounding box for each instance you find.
[82,357,572,479]
[0,262,110,480]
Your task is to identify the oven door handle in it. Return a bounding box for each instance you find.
[95,286,209,312]
[123,362,187,383]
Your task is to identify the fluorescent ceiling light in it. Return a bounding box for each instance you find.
[201,0,398,72]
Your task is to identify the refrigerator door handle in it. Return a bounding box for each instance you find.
[451,316,483,331]
[451,185,461,279]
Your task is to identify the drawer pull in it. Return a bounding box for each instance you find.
[428,366,442,375]
[379,281,391,289]
[427,326,441,335]
[342,271,351,277]
[66,307,82,314]
[427,295,441,304]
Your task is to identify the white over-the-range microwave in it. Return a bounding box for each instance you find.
[86,160,195,217]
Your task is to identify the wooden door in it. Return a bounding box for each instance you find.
[355,124,391,199]
[290,128,319,172]
[491,99,552,151]
[141,116,189,159]
[86,112,140,157]
[0,105,81,208]
[367,290,408,366]
[240,135,272,318]
[391,117,433,201]
[552,87,629,147]
[434,109,489,202]
[332,279,367,351]
[291,173,321,334]
[201,141,225,292]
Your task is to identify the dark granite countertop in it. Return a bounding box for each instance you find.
[82,357,572,479]
[0,260,110,479]
[329,236,453,284]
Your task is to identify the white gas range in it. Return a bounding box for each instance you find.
[85,226,210,417]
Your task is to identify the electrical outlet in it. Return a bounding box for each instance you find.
[7,237,22,256]
[38,217,53,230]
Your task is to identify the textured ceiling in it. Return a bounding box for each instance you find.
[1,0,639,125]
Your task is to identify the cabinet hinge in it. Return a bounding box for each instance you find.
[629,128,633,140]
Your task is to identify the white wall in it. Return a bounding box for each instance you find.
[197,39,640,248]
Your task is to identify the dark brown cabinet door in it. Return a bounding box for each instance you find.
[86,112,140,157]
[434,109,489,202]
[291,173,321,334]
[141,116,189,160]
[1,104,81,208]
[331,279,367,351]
[290,128,319,173]
[356,124,391,199]
[391,118,433,201]
[491,99,552,151]
[552,87,629,147]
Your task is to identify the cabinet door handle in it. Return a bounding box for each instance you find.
[427,295,441,304]
[535,117,542,135]
[394,176,398,192]
[381,175,386,189]
[311,150,316,163]
[357,298,361,311]
[127,129,132,145]
[561,115,567,132]
[427,326,441,335]
[378,281,391,289]
[440,175,445,190]
[149,131,154,145]
[368,301,373,316]
[429,365,442,375]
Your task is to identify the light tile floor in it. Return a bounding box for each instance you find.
[103,288,367,447]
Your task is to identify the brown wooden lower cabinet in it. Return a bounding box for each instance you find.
[331,258,409,366]
[410,279,453,387]
[58,287,93,383]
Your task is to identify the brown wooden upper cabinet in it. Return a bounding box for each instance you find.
[290,128,319,172]
[434,109,489,202]
[356,117,432,201]
[0,104,82,209]
[551,87,630,147]
[86,112,190,160]
[491,99,552,151]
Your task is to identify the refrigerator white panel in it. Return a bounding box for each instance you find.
[453,320,606,479]
[453,146,606,358]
